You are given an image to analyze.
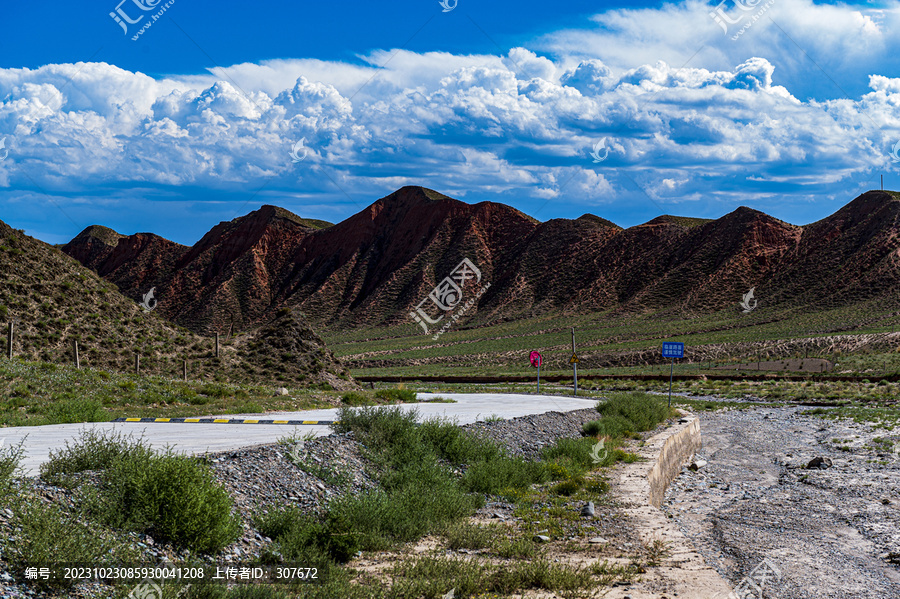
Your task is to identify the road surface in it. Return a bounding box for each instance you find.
[1,393,597,475]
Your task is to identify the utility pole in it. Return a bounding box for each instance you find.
[571,327,578,396]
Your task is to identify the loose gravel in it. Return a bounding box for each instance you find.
[663,403,900,599]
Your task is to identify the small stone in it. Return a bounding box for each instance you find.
[580,501,595,517]
[588,537,608,544]
[274,387,289,396]
[688,459,707,471]
[806,456,833,470]
[533,535,551,543]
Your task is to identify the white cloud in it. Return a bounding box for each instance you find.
[2,1,900,220]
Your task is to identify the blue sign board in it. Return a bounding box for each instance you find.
[662,342,684,358]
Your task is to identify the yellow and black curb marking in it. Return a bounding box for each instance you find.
[113,417,336,425]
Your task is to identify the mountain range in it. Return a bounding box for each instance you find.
[61,187,900,337]
[0,218,354,390]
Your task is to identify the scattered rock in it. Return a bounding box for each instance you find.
[688,459,707,471]
[807,456,833,470]
[580,501,595,517]
[274,387,289,396]
[588,537,608,544]
[533,535,551,543]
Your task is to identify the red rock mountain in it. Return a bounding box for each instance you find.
[62,187,900,334]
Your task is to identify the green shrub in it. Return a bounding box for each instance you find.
[254,507,358,573]
[461,456,547,494]
[329,475,479,552]
[0,439,24,498]
[441,522,496,550]
[92,451,241,552]
[541,437,597,471]
[340,392,373,406]
[418,417,503,465]
[40,428,153,485]
[2,498,130,590]
[333,406,423,467]
[550,478,582,496]
[492,536,537,558]
[374,388,417,403]
[596,392,672,433]
[199,383,230,399]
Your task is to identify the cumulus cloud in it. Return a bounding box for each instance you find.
[2,0,900,227]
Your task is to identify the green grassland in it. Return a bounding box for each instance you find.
[324,298,900,379]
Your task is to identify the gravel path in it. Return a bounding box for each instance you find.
[663,404,900,598]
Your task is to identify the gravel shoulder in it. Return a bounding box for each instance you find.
[662,404,900,599]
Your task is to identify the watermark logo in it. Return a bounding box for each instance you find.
[289,138,308,163]
[140,287,158,313]
[409,258,490,340]
[110,0,176,41]
[590,138,609,163]
[713,557,781,598]
[439,0,457,12]
[128,579,162,599]
[0,138,8,161]
[590,438,608,464]
[891,140,900,163]
[710,0,776,39]
[740,287,757,313]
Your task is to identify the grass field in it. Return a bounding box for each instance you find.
[324,299,900,380]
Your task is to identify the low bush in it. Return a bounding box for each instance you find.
[340,391,374,406]
[492,536,537,559]
[40,428,152,485]
[418,417,503,465]
[582,414,634,438]
[550,478,582,496]
[596,392,672,433]
[255,507,359,565]
[0,439,24,498]
[374,388,417,403]
[441,521,496,550]
[541,437,597,471]
[461,455,547,494]
[330,473,480,552]
[2,498,131,590]
[41,397,109,424]
[91,451,241,553]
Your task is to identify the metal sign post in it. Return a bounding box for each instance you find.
[529,351,543,393]
[661,342,685,407]
[570,327,578,396]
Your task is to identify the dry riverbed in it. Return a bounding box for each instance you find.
[662,403,900,599]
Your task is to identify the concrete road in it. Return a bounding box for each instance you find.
[1,393,597,476]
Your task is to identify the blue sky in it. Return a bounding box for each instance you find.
[2,0,900,244]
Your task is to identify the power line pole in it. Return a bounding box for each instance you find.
[571,327,578,396]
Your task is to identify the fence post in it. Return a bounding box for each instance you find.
[73,340,80,369]
[6,322,12,360]
[183,359,187,381]
[215,333,219,358]
[135,353,140,375]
